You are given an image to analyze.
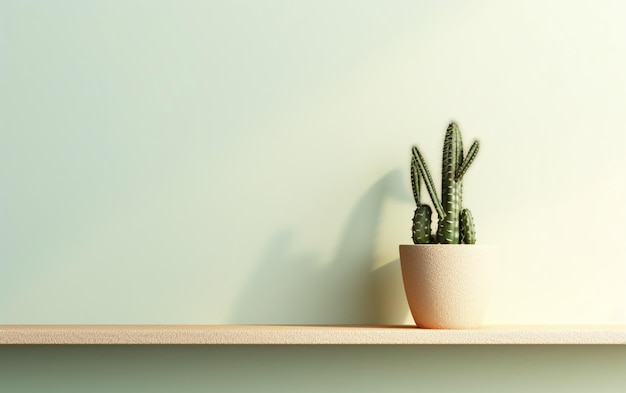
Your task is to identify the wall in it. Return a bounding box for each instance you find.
[2,0,626,391]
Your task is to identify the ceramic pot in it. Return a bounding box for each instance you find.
[399,244,497,329]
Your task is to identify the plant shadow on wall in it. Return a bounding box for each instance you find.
[231,170,411,324]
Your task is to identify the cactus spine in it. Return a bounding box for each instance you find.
[410,122,480,244]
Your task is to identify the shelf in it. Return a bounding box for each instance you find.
[2,325,626,345]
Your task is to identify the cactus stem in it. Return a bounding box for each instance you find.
[436,123,461,244]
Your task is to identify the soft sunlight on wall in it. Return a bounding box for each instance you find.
[1,0,625,325]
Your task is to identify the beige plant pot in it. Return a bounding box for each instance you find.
[399,244,497,329]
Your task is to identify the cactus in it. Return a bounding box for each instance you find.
[410,122,480,244]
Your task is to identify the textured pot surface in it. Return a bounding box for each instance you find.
[399,244,497,329]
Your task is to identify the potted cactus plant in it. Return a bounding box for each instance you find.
[399,122,496,329]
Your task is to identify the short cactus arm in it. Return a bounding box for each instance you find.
[460,208,476,244]
[412,204,433,244]
[456,140,480,181]
[411,146,444,218]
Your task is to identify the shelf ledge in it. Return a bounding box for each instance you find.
[2,325,626,345]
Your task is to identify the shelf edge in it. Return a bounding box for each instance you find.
[2,325,626,345]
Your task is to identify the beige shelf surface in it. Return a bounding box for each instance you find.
[2,325,626,345]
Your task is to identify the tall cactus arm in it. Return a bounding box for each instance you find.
[460,208,476,244]
[410,156,421,205]
[454,122,464,210]
[456,140,480,181]
[411,152,433,243]
[411,146,444,218]
[436,123,461,244]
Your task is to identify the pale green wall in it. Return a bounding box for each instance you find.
[3,0,626,391]
[3,0,626,327]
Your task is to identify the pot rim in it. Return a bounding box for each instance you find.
[399,244,498,248]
